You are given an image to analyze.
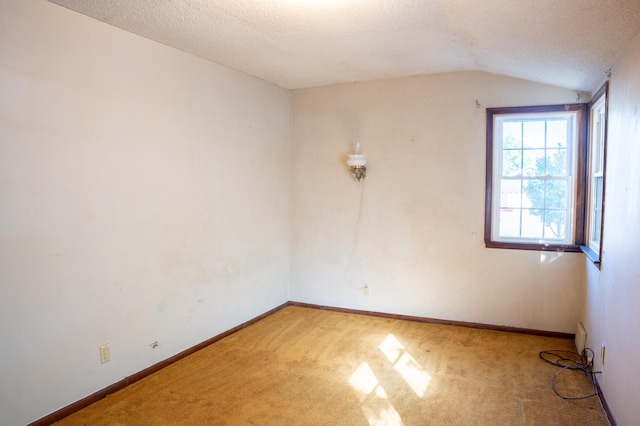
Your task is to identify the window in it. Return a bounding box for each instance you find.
[485,104,588,251]
[582,83,608,265]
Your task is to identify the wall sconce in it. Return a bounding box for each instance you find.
[346,143,367,181]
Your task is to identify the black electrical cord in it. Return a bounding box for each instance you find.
[551,366,599,400]
[539,348,601,401]
[539,349,583,370]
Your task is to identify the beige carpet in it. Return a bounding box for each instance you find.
[55,306,608,425]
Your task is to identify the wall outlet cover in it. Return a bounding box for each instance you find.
[100,343,111,364]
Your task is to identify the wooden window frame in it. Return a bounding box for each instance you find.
[484,103,588,252]
[581,82,609,266]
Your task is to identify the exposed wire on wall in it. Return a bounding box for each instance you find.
[343,178,366,289]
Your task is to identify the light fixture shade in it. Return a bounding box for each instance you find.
[346,153,366,167]
[347,143,367,181]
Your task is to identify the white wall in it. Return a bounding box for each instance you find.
[290,71,584,333]
[581,31,640,425]
[0,1,290,425]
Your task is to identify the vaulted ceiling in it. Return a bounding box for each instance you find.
[49,0,640,91]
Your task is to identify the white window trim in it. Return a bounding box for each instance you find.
[583,83,608,265]
[490,111,579,245]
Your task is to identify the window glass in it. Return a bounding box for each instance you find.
[493,113,576,244]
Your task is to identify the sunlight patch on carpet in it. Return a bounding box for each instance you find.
[349,362,404,426]
[349,362,379,395]
[379,334,431,397]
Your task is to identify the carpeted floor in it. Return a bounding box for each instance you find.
[55,306,608,425]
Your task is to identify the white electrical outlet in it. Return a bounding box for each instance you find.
[100,343,111,364]
[362,284,370,296]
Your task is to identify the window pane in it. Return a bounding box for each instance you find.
[523,149,545,176]
[591,176,603,242]
[546,120,568,148]
[594,176,603,206]
[545,148,567,175]
[522,209,543,238]
[593,124,604,173]
[499,208,521,237]
[592,102,606,174]
[544,210,566,240]
[522,179,545,208]
[545,180,567,209]
[523,121,546,148]
[503,121,522,148]
[500,180,522,208]
[502,150,522,176]
[593,208,602,242]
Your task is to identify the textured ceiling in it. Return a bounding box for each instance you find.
[48,0,640,91]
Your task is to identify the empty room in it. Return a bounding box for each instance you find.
[2,0,640,425]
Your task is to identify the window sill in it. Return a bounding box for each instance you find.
[485,241,583,252]
[580,245,601,268]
